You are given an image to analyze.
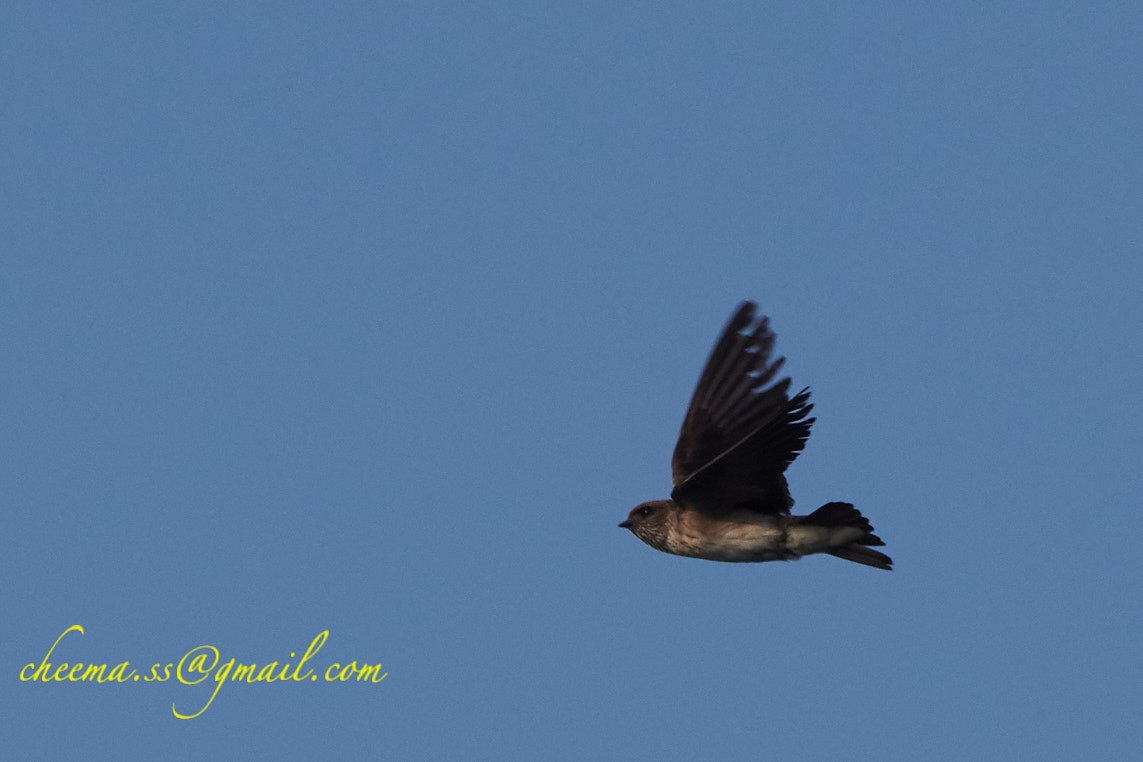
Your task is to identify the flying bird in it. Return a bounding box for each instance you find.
[620,302,892,570]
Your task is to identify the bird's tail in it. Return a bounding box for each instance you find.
[802,502,892,570]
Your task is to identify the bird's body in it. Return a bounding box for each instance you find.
[627,500,866,563]
[620,302,892,571]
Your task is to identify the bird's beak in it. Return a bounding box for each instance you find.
[618,520,632,529]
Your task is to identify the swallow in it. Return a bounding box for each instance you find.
[620,301,892,570]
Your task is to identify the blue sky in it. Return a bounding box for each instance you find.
[4,2,1142,759]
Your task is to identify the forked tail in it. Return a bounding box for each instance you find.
[803,501,892,570]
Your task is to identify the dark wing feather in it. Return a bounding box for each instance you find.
[670,302,815,516]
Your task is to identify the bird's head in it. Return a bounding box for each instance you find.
[619,500,673,549]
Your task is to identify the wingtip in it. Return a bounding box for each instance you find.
[728,301,757,331]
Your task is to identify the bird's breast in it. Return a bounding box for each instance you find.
[664,511,790,563]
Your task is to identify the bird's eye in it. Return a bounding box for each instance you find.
[638,505,653,517]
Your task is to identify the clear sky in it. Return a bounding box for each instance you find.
[4,2,1142,759]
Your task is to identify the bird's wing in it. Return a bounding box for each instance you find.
[670,302,815,516]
